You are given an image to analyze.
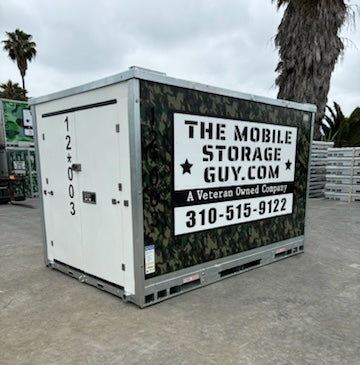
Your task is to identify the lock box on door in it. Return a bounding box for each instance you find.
[30,67,315,308]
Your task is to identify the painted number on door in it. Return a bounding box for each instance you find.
[65,116,76,215]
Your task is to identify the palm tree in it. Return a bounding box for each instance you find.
[272,1,352,139]
[0,80,27,101]
[2,29,37,90]
[321,102,346,142]
[321,102,360,147]
[346,107,360,146]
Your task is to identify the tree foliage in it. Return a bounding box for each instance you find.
[2,29,37,90]
[321,102,360,147]
[273,0,351,139]
[0,80,27,101]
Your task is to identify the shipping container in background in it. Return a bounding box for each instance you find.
[0,99,38,199]
[6,147,38,197]
[29,67,315,307]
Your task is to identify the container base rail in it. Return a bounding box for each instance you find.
[48,237,304,308]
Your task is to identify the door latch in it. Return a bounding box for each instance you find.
[71,163,82,172]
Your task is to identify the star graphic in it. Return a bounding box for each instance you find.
[285,159,292,170]
[181,159,193,174]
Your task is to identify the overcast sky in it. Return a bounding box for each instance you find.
[0,0,359,115]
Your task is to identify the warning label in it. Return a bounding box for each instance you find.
[145,245,155,274]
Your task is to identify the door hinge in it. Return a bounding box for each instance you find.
[42,133,45,140]
[115,124,120,133]
[122,264,126,271]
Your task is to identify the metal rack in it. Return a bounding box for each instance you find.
[309,141,334,198]
[325,147,360,202]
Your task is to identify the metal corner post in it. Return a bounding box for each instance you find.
[27,149,34,198]
[304,111,316,246]
[0,101,5,144]
[127,78,146,307]
[0,102,7,176]
[30,105,50,266]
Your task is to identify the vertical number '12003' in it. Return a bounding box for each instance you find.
[65,116,75,215]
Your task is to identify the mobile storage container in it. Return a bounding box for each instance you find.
[0,98,38,198]
[30,67,316,307]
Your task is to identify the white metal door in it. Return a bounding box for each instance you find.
[74,106,124,285]
[38,113,83,269]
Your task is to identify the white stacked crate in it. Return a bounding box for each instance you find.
[325,147,360,202]
[309,141,334,198]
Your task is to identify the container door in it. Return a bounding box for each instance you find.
[37,113,83,269]
[75,106,124,285]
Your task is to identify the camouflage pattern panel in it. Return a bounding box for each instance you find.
[7,149,37,197]
[2,101,33,144]
[0,108,5,148]
[140,80,312,278]
[29,150,38,195]
[10,178,26,200]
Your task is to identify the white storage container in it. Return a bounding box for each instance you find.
[30,67,316,307]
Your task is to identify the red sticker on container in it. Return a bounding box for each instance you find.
[183,274,200,284]
[275,247,286,254]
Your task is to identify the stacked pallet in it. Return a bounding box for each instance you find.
[309,141,334,198]
[325,147,360,202]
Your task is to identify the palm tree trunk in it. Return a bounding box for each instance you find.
[274,1,347,140]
